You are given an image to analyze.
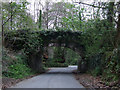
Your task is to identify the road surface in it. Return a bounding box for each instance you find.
[11,66,84,88]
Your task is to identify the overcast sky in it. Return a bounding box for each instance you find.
[26,0,119,15]
[26,0,93,21]
[26,0,119,22]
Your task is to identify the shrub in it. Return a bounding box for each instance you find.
[3,53,35,79]
[90,66,102,76]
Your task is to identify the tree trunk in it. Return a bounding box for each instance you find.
[39,10,42,29]
[10,2,13,30]
[115,13,120,48]
[107,2,114,23]
[114,2,120,48]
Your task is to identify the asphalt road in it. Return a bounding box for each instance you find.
[10,66,84,88]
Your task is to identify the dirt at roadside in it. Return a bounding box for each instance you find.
[2,68,51,89]
[2,77,21,89]
[2,74,37,89]
[73,71,120,89]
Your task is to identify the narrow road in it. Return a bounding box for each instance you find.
[11,66,84,88]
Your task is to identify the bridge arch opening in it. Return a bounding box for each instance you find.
[28,42,87,73]
[43,46,81,67]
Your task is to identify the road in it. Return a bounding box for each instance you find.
[10,66,84,88]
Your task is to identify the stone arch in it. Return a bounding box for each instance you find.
[4,30,87,73]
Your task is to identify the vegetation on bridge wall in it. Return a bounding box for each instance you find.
[4,30,84,53]
[4,30,86,71]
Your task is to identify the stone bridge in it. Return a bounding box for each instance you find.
[4,30,87,73]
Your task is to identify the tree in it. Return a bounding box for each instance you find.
[41,2,67,30]
[2,0,36,31]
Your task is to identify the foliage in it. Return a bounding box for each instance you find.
[2,50,35,79]
[2,1,37,31]
[89,66,102,76]
[44,58,68,67]
[102,49,120,83]
[81,18,119,83]
[23,32,44,56]
[2,1,120,86]
[65,48,80,65]
[58,2,119,84]
[7,63,34,79]
[43,47,80,67]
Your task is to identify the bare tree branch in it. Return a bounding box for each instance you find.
[2,2,17,26]
[74,2,107,9]
[2,10,16,26]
